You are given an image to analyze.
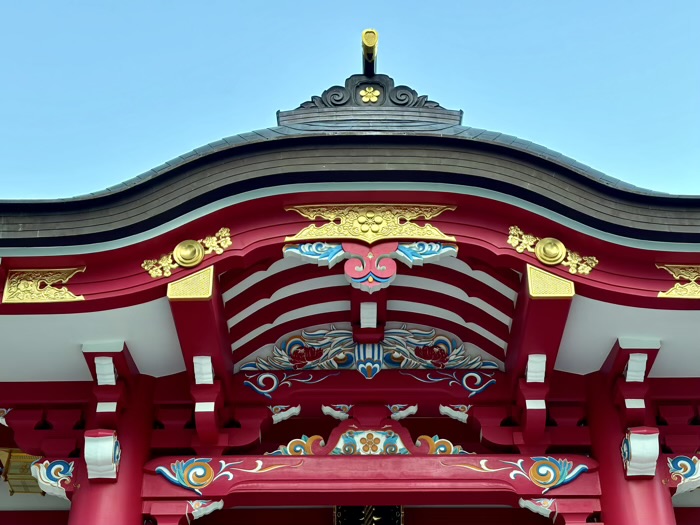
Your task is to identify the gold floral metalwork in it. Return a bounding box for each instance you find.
[507,226,598,275]
[2,268,85,303]
[657,265,700,298]
[507,226,539,254]
[286,204,456,244]
[142,227,232,278]
[359,87,380,103]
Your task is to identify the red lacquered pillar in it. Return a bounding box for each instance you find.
[68,376,154,525]
[587,374,675,525]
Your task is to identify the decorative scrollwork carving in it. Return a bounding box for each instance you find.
[389,85,441,108]
[286,204,455,245]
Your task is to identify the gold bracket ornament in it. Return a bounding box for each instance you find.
[507,226,598,275]
[142,227,232,278]
[286,204,456,245]
[656,265,700,298]
[2,268,85,303]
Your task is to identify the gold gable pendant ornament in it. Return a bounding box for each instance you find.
[2,268,85,304]
[657,264,700,298]
[285,204,456,245]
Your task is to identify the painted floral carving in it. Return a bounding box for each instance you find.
[414,346,449,368]
[289,347,324,369]
[241,325,499,385]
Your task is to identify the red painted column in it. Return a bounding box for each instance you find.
[587,374,675,525]
[68,376,154,525]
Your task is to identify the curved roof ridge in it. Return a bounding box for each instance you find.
[2,122,683,205]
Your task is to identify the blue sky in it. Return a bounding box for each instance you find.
[1,2,698,198]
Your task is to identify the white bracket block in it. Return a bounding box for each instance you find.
[84,429,120,480]
[193,356,215,385]
[624,353,648,383]
[94,357,117,386]
[526,399,547,410]
[195,402,216,413]
[621,427,659,477]
[360,302,378,328]
[526,354,546,383]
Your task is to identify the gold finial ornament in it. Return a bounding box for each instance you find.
[173,240,205,268]
[535,237,567,266]
[362,28,378,76]
[286,204,456,244]
[657,264,700,298]
[2,268,85,303]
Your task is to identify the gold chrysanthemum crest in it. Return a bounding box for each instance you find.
[285,204,456,244]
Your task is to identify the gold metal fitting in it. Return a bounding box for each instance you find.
[535,237,567,266]
[362,29,378,76]
[173,240,205,268]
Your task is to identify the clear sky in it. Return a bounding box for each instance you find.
[1,2,698,199]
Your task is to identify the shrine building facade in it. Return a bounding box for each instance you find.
[2,30,700,525]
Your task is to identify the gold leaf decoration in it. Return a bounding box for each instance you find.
[142,227,231,279]
[286,204,456,245]
[506,226,598,275]
[2,268,85,303]
[657,264,700,298]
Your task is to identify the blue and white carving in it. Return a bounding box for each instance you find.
[283,242,345,267]
[401,370,497,397]
[321,404,353,420]
[669,456,700,496]
[439,404,471,424]
[268,405,301,424]
[31,459,74,500]
[387,404,418,421]
[394,241,458,267]
[0,408,11,427]
[243,372,338,399]
[356,344,383,379]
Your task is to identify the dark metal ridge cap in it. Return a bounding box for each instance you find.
[0,124,694,206]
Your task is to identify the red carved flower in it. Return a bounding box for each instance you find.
[289,346,324,369]
[415,346,449,368]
